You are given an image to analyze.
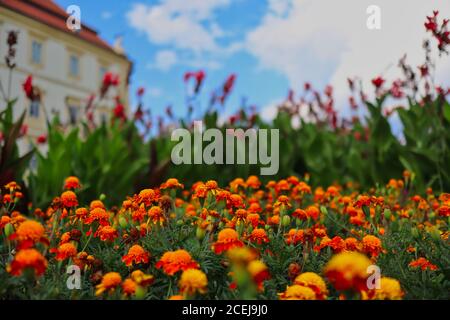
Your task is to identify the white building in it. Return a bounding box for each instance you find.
[0,0,132,153]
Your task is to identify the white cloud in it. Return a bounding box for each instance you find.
[247,0,450,113]
[148,87,163,97]
[126,1,230,53]
[101,11,112,19]
[151,50,178,71]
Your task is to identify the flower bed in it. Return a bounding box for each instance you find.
[0,175,448,299]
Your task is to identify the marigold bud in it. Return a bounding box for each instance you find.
[4,223,14,238]
[119,216,128,229]
[383,209,391,220]
[282,215,291,227]
[196,226,205,240]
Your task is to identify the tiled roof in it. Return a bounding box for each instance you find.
[0,0,124,57]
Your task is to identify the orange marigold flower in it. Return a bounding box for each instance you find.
[75,208,88,221]
[362,235,382,258]
[285,229,304,245]
[205,180,218,191]
[122,245,150,267]
[274,195,291,208]
[131,270,154,286]
[246,176,261,189]
[248,228,269,245]
[246,213,261,228]
[90,200,105,210]
[138,188,157,206]
[169,295,184,300]
[5,181,20,192]
[305,206,320,220]
[148,206,165,225]
[294,272,328,299]
[85,207,110,226]
[54,242,77,261]
[279,284,316,300]
[437,205,450,217]
[96,272,122,296]
[156,249,199,275]
[292,209,308,220]
[122,278,137,296]
[408,257,438,271]
[296,182,312,194]
[95,225,119,242]
[0,215,11,229]
[354,195,371,208]
[64,176,81,190]
[11,220,48,249]
[324,251,372,291]
[230,178,246,191]
[160,178,184,190]
[228,194,245,208]
[212,228,244,254]
[179,269,208,296]
[61,191,78,208]
[344,237,361,251]
[8,248,48,276]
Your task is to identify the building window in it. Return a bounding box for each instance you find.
[30,100,40,117]
[99,66,107,81]
[32,40,42,64]
[68,105,79,125]
[69,54,79,77]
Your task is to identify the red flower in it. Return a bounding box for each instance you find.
[22,75,34,100]
[371,76,385,89]
[36,134,47,144]
[137,86,145,97]
[184,70,205,93]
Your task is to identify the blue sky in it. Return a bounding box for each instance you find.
[55,0,450,121]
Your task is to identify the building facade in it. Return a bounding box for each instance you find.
[0,0,132,153]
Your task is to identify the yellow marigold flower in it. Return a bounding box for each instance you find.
[122,278,137,296]
[122,245,150,267]
[179,269,208,296]
[64,176,81,190]
[324,251,372,291]
[294,272,328,299]
[372,277,404,300]
[8,248,48,277]
[226,247,258,264]
[61,191,78,208]
[247,260,270,291]
[96,272,122,296]
[131,270,154,286]
[279,284,316,300]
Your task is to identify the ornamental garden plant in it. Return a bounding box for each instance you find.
[0,9,449,300]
